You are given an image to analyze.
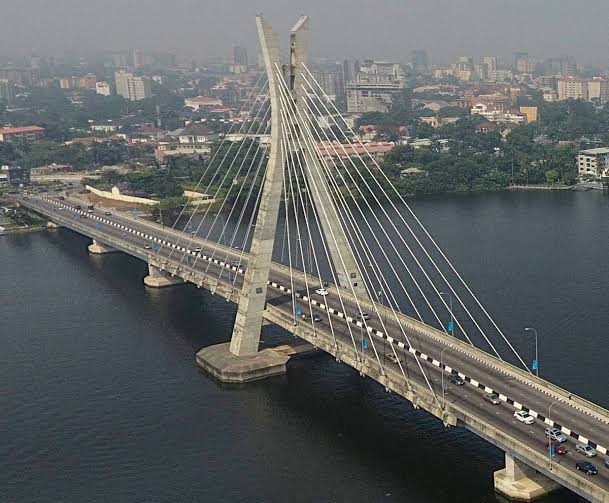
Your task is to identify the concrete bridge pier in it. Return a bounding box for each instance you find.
[88,239,116,254]
[46,221,62,229]
[494,453,561,501]
[144,264,185,288]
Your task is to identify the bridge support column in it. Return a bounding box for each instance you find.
[144,264,184,288]
[46,221,62,229]
[494,453,561,501]
[88,239,116,254]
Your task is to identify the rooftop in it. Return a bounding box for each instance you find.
[580,147,609,155]
[0,126,44,135]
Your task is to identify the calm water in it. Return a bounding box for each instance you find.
[3,191,608,503]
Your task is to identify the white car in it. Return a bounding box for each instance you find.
[514,410,535,425]
[315,288,329,296]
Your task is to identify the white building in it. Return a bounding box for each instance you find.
[95,81,111,96]
[346,61,406,113]
[114,71,152,101]
[578,148,609,179]
[184,96,223,111]
[91,123,118,133]
[470,103,526,125]
[587,77,609,103]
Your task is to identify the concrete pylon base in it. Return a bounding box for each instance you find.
[47,221,62,229]
[494,454,561,501]
[144,264,184,288]
[143,274,184,288]
[88,239,116,254]
[196,342,289,383]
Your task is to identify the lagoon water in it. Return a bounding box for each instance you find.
[3,191,608,502]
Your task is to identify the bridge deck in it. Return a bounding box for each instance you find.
[19,193,609,502]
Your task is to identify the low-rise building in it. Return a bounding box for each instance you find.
[470,104,526,125]
[184,96,224,111]
[91,123,118,133]
[578,147,609,179]
[0,125,45,142]
[317,140,395,160]
[419,116,460,128]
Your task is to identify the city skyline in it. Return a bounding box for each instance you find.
[1,0,608,67]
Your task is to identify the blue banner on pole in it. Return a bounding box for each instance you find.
[295,305,302,316]
[447,321,454,333]
[362,339,368,349]
[532,359,538,371]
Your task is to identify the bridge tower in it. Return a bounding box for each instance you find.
[197,15,367,383]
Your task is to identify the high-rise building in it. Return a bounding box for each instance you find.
[233,46,248,67]
[411,49,429,75]
[115,71,152,101]
[130,49,142,69]
[455,56,476,81]
[514,52,531,74]
[346,60,406,113]
[557,77,588,100]
[0,79,16,104]
[482,56,498,81]
[546,55,577,76]
[586,77,609,103]
[95,81,111,96]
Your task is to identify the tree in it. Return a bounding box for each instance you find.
[545,169,559,184]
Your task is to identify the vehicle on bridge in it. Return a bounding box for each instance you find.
[354,312,371,321]
[448,372,465,386]
[545,427,567,443]
[514,410,535,425]
[576,460,598,475]
[315,288,328,296]
[312,314,322,323]
[548,439,567,455]
[483,392,501,405]
[576,443,597,457]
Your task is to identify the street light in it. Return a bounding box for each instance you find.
[440,292,454,337]
[440,347,448,410]
[548,399,561,470]
[525,327,539,377]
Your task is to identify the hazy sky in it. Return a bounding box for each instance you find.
[2,0,608,66]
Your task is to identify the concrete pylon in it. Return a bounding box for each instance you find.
[288,16,369,299]
[494,453,560,501]
[88,239,116,254]
[228,15,286,357]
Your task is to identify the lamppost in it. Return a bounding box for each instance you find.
[441,347,448,410]
[525,327,539,377]
[548,399,560,470]
[440,292,454,336]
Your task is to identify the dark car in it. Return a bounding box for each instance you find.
[104,212,112,216]
[548,440,567,455]
[575,460,598,475]
[605,458,609,469]
[449,373,465,386]
[312,314,322,323]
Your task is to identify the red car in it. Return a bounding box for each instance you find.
[549,440,567,455]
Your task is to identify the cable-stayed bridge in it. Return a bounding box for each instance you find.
[16,15,609,503]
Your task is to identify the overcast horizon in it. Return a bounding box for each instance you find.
[2,0,608,67]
